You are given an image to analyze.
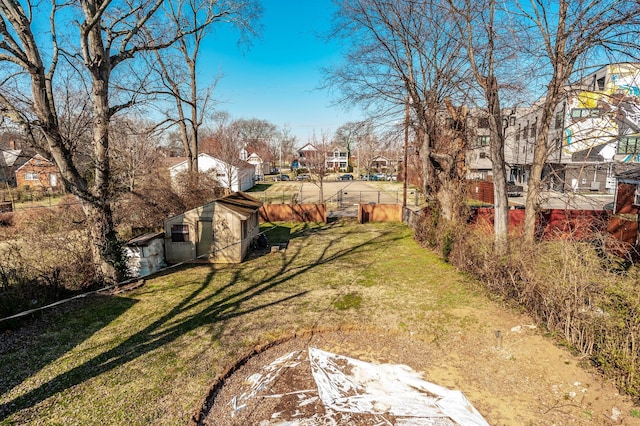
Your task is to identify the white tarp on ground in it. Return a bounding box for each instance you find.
[228,347,489,425]
[308,347,489,425]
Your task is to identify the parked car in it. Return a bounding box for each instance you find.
[338,174,354,181]
[273,174,290,181]
[506,181,523,197]
[296,174,311,181]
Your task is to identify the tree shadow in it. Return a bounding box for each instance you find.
[0,223,403,420]
[0,296,138,404]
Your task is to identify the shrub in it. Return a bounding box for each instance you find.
[413,211,640,397]
[0,204,96,320]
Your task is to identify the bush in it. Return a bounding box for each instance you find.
[0,204,96,320]
[413,211,640,397]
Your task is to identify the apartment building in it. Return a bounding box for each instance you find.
[467,63,640,194]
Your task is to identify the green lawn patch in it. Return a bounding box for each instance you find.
[0,221,485,425]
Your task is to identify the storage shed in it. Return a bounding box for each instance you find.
[124,231,166,277]
[164,192,263,264]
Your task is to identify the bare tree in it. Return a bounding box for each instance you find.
[334,120,371,173]
[153,0,260,174]
[0,0,253,282]
[516,0,640,243]
[300,131,332,202]
[272,124,298,170]
[204,113,248,192]
[233,117,277,166]
[110,118,160,192]
[448,0,524,254]
[327,0,470,222]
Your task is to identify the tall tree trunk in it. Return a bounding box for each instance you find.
[83,10,126,283]
[83,201,120,282]
[486,76,509,255]
[522,73,566,244]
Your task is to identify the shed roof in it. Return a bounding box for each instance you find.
[126,231,164,247]
[216,192,263,218]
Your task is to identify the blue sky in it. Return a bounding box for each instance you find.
[202,0,361,144]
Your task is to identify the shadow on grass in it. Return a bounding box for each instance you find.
[0,222,404,421]
[0,296,138,404]
[246,183,273,192]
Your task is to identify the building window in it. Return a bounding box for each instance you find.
[24,172,39,181]
[555,111,563,129]
[618,135,640,154]
[476,135,490,147]
[531,124,536,139]
[477,117,490,129]
[570,108,600,119]
[171,224,190,242]
[523,125,528,139]
[597,76,605,91]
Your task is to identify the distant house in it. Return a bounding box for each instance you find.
[15,154,59,190]
[297,143,349,171]
[164,192,263,264]
[325,145,349,171]
[246,152,266,181]
[0,149,21,186]
[296,143,318,170]
[371,156,394,171]
[168,153,256,192]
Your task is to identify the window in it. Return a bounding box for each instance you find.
[597,76,605,91]
[171,224,190,242]
[570,108,600,119]
[523,125,528,139]
[509,116,516,126]
[477,117,490,128]
[24,172,38,180]
[555,111,563,129]
[618,135,640,154]
[515,127,520,142]
[531,124,536,139]
[476,135,490,147]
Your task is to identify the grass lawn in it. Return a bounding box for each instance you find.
[0,221,480,425]
[5,220,615,425]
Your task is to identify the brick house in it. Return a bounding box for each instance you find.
[15,154,59,190]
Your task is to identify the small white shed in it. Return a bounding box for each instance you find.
[124,231,166,277]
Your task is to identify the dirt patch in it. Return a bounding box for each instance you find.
[195,329,640,425]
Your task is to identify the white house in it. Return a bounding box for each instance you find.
[246,152,266,181]
[168,153,255,192]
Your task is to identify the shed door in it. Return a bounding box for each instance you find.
[196,220,212,258]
